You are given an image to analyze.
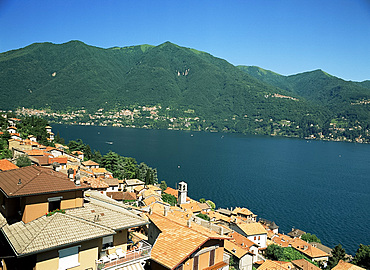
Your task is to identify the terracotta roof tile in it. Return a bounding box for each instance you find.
[0,166,88,197]
[290,238,329,258]
[122,192,137,201]
[332,260,366,270]
[0,159,19,171]
[149,213,225,269]
[234,222,267,236]
[291,259,321,270]
[82,160,100,166]
[163,187,178,198]
[258,260,294,270]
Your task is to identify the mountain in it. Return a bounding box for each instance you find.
[0,41,369,141]
[238,66,370,123]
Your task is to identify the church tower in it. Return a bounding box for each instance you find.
[178,181,188,205]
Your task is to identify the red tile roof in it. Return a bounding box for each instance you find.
[0,165,88,197]
[0,159,19,171]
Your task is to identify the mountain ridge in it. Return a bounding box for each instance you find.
[1,41,369,142]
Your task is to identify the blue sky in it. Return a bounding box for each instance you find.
[0,0,369,81]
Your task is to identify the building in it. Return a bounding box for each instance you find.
[0,167,151,270]
[0,159,18,171]
[230,222,268,248]
[147,211,229,270]
[332,260,366,270]
[177,181,188,205]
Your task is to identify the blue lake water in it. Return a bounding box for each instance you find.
[52,124,370,254]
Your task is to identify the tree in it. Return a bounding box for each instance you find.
[16,155,31,167]
[159,181,167,191]
[327,244,346,269]
[196,213,210,221]
[199,198,206,203]
[265,244,284,261]
[206,200,216,210]
[301,233,321,243]
[161,193,177,206]
[352,244,370,269]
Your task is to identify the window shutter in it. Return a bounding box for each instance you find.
[209,249,215,266]
[58,246,79,270]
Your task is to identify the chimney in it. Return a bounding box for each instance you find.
[149,207,152,215]
[17,178,22,185]
[220,226,224,235]
[67,168,74,179]
[164,206,168,216]
[187,219,191,228]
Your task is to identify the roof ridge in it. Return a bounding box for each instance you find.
[61,212,116,232]
[19,212,55,254]
[12,166,40,194]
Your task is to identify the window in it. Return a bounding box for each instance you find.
[209,249,215,266]
[102,235,114,250]
[193,255,199,270]
[258,236,260,240]
[48,196,62,212]
[254,236,256,240]
[58,246,80,270]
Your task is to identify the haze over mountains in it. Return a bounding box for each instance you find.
[1,41,369,140]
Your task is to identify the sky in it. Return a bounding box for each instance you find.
[0,0,369,81]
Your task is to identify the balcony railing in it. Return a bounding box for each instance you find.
[96,240,152,270]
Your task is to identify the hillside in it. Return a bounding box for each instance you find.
[1,41,369,142]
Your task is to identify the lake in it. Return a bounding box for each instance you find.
[52,124,370,255]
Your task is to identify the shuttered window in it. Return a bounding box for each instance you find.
[209,249,215,266]
[58,246,80,270]
[193,256,199,270]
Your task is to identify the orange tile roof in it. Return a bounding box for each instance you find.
[82,160,100,166]
[235,222,267,236]
[122,192,137,201]
[148,213,226,269]
[81,177,109,189]
[7,126,17,130]
[208,210,232,223]
[291,259,321,270]
[24,149,45,156]
[258,260,294,270]
[0,159,19,171]
[290,238,329,258]
[163,187,178,198]
[143,196,158,206]
[232,207,254,216]
[91,168,110,174]
[332,260,366,270]
[271,234,293,247]
[228,231,258,248]
[50,157,68,164]
[224,240,250,258]
[179,202,202,213]
[0,166,88,197]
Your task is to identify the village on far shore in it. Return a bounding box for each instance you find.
[0,116,367,270]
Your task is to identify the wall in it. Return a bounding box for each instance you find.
[22,190,84,223]
[35,238,100,270]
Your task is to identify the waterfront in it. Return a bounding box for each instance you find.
[53,124,370,254]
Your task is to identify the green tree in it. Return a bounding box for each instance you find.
[352,244,370,269]
[265,244,284,261]
[159,181,167,191]
[206,200,216,210]
[161,193,177,206]
[16,155,31,167]
[199,198,206,203]
[327,244,346,269]
[301,233,321,243]
[196,213,210,221]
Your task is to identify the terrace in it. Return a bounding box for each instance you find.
[96,240,152,270]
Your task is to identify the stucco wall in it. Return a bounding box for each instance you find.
[35,239,100,270]
[22,191,84,223]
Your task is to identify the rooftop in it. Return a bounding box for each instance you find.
[0,165,88,197]
[148,212,226,269]
[0,159,19,171]
[332,260,366,270]
[234,222,268,236]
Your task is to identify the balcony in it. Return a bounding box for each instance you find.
[96,240,151,270]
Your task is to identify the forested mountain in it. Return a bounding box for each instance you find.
[1,41,369,141]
